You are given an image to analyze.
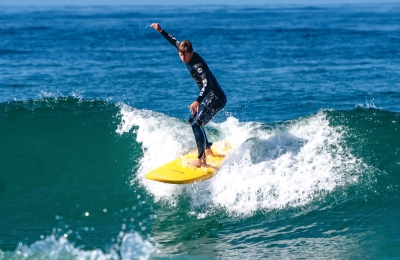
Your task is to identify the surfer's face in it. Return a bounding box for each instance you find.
[179,51,193,63]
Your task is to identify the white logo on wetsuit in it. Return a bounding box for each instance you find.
[202,79,207,87]
[199,86,206,96]
[197,68,203,74]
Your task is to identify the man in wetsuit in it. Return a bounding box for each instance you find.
[151,23,227,167]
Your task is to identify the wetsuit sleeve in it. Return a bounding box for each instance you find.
[194,63,212,103]
[160,30,179,49]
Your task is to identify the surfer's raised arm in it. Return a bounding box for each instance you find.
[151,23,179,49]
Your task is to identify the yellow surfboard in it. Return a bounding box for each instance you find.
[145,141,232,184]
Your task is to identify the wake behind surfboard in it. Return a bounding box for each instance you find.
[145,141,232,184]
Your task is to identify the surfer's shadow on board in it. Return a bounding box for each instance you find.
[225,132,307,165]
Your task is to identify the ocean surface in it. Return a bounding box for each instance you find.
[1,4,400,259]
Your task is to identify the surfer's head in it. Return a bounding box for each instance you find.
[178,40,193,63]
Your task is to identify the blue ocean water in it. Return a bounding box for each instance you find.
[1,4,400,259]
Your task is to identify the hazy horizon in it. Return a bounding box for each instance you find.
[1,0,400,6]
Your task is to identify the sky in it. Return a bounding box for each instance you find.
[1,0,400,5]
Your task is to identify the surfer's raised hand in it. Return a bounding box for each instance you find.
[188,101,199,115]
[151,23,162,32]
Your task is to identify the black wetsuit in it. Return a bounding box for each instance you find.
[160,30,227,159]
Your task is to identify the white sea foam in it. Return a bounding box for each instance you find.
[117,105,367,216]
[4,232,155,260]
[117,104,193,203]
[192,111,366,216]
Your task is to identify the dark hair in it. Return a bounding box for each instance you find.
[178,40,193,53]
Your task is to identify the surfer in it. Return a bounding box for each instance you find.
[151,23,227,167]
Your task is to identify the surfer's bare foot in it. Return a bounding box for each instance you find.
[205,148,214,157]
[190,156,206,167]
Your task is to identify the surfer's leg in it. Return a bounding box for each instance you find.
[190,123,207,167]
[203,129,214,156]
[188,97,226,166]
[202,100,224,156]
[203,129,213,149]
[191,123,206,160]
[189,101,208,161]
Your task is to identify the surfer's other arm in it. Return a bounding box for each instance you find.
[151,23,179,49]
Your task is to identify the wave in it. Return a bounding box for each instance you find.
[1,97,400,258]
[117,104,399,217]
[1,232,155,260]
[2,97,398,217]
[0,96,134,187]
